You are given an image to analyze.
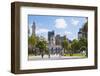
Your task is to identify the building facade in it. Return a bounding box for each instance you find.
[48,31,70,55]
[78,28,86,39]
[48,31,56,54]
[55,34,61,45]
[48,31,55,46]
[78,22,88,40]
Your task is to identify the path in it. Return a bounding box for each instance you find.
[28,55,86,60]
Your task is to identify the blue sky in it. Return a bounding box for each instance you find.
[28,15,87,41]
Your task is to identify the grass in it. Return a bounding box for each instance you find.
[29,53,86,58]
[64,53,86,57]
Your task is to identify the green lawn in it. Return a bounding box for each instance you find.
[64,53,86,57]
[29,53,86,58]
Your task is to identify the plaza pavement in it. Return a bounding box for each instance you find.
[28,54,86,60]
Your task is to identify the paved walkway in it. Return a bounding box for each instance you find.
[28,55,86,60]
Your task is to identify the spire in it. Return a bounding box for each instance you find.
[32,21,36,36]
[28,26,30,36]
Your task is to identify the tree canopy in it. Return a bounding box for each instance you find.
[71,39,80,53]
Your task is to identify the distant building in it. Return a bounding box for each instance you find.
[32,21,36,36]
[28,26,30,36]
[48,30,55,46]
[60,35,71,44]
[55,35,70,46]
[60,35,66,42]
[48,31,56,54]
[55,34,61,45]
[78,22,88,40]
[78,28,85,39]
[48,31,63,54]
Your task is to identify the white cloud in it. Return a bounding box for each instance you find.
[36,28,49,34]
[71,19,79,26]
[64,31,72,35]
[71,36,78,40]
[55,18,67,29]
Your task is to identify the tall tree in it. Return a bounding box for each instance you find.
[79,38,87,48]
[71,39,79,54]
[36,36,47,58]
[79,37,87,56]
[28,35,37,46]
[68,43,72,56]
[28,35,37,54]
[61,36,68,54]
